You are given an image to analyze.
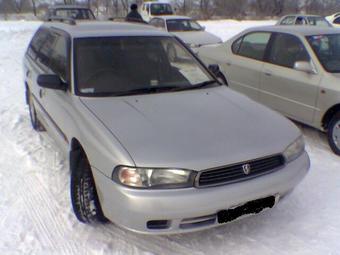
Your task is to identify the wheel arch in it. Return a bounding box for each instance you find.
[69,137,87,173]
[322,104,340,130]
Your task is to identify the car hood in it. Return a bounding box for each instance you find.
[172,31,222,46]
[80,86,300,171]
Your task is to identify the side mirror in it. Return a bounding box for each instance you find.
[208,64,220,76]
[37,74,67,91]
[294,61,317,74]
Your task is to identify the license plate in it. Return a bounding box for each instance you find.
[217,196,276,224]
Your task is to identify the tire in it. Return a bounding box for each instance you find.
[70,151,108,223]
[327,112,340,155]
[27,89,44,131]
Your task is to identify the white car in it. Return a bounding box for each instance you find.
[140,1,174,22]
[149,16,222,48]
[197,25,340,155]
[326,12,340,27]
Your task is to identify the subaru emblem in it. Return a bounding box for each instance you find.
[242,164,251,175]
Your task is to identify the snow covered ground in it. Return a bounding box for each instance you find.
[0,20,339,255]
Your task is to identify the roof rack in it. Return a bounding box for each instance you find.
[48,16,76,25]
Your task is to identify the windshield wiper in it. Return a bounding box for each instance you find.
[172,80,217,92]
[112,86,182,96]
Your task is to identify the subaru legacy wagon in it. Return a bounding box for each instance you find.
[24,21,310,234]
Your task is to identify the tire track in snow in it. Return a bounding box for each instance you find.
[101,224,204,255]
[16,168,80,254]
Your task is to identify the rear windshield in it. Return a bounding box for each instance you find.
[74,36,215,97]
[167,19,203,32]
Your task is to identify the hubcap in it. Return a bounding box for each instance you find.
[332,120,340,149]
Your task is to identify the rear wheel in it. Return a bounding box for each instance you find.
[327,112,340,155]
[70,151,108,223]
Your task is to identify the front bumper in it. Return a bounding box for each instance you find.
[92,152,310,234]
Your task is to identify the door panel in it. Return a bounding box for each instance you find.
[225,56,264,101]
[259,33,321,124]
[227,32,272,102]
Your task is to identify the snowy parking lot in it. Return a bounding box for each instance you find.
[0,20,339,255]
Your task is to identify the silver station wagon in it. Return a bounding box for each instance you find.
[24,21,310,234]
[198,26,340,156]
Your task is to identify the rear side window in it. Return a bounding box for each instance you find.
[149,18,158,26]
[280,16,295,25]
[296,17,307,25]
[268,33,310,68]
[27,28,49,60]
[237,32,271,61]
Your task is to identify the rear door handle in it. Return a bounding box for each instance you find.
[226,61,232,66]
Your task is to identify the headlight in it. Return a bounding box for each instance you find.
[283,136,305,163]
[112,166,195,189]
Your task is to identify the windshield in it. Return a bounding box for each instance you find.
[307,34,340,73]
[55,9,95,20]
[306,17,330,27]
[150,4,173,15]
[167,19,203,32]
[74,36,215,96]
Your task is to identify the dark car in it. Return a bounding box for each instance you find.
[46,5,96,21]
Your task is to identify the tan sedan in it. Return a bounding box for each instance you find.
[198,26,340,155]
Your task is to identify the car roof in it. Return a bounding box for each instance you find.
[151,15,191,21]
[281,14,324,18]
[243,25,339,36]
[48,5,91,10]
[42,21,171,38]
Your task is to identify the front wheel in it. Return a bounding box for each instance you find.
[70,152,108,223]
[327,112,340,155]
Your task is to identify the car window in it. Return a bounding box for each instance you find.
[150,4,173,15]
[281,16,295,25]
[296,17,307,25]
[49,34,68,80]
[268,33,310,68]
[55,9,95,20]
[158,19,165,29]
[231,37,242,54]
[238,32,271,61]
[27,27,49,60]
[307,34,340,73]
[74,36,214,96]
[149,18,158,26]
[36,31,57,69]
[307,17,330,27]
[166,19,203,32]
[334,17,340,24]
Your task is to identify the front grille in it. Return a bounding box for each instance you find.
[197,154,285,187]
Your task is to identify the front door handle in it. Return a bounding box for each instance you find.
[226,61,232,66]
[264,70,272,76]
